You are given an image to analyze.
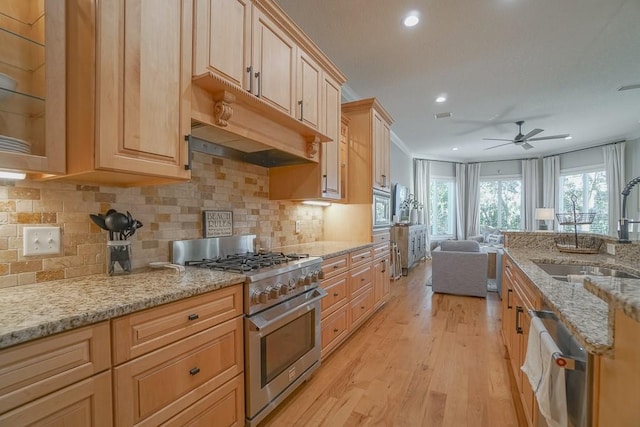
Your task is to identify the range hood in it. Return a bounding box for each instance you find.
[189,121,315,168]
[189,79,332,168]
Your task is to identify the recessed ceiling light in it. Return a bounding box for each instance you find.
[452,147,459,151]
[403,13,419,27]
[435,95,447,103]
[565,136,573,140]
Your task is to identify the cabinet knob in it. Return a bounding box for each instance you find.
[187,313,199,321]
[189,367,200,376]
[333,328,339,333]
[333,292,339,297]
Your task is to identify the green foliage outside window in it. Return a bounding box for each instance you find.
[479,179,522,230]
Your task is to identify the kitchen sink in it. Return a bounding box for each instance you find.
[534,262,640,281]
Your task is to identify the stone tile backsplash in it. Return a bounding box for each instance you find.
[0,152,324,288]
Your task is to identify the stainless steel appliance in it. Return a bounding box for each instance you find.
[529,309,593,427]
[172,235,326,426]
[373,189,392,229]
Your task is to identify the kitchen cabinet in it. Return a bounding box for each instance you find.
[112,284,244,426]
[268,72,343,200]
[501,255,542,427]
[0,0,65,175]
[0,322,112,424]
[296,49,321,129]
[341,98,394,203]
[373,231,391,309]
[391,224,427,275]
[63,0,192,186]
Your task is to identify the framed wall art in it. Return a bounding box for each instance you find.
[202,210,233,237]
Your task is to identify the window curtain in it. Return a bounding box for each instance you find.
[414,159,431,258]
[466,163,481,238]
[455,163,467,239]
[542,156,560,231]
[603,142,625,236]
[522,159,540,231]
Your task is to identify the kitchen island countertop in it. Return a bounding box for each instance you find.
[273,241,373,259]
[0,267,245,349]
[505,247,640,356]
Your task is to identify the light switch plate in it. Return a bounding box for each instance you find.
[295,220,301,234]
[23,226,61,256]
[606,243,615,256]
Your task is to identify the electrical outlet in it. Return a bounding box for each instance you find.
[295,220,301,234]
[606,243,615,256]
[23,226,61,256]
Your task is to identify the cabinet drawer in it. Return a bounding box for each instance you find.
[373,231,390,244]
[112,284,242,364]
[350,286,374,329]
[321,305,349,359]
[0,321,110,414]
[321,272,348,319]
[114,316,243,426]
[373,241,390,259]
[322,254,349,279]
[349,264,372,296]
[350,247,373,267]
[0,370,112,426]
[163,374,244,427]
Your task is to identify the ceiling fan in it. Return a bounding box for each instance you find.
[483,121,570,150]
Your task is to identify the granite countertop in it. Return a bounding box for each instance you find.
[504,248,640,356]
[273,241,373,259]
[0,267,245,350]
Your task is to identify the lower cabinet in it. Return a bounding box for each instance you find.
[320,246,390,360]
[501,255,541,427]
[391,224,427,275]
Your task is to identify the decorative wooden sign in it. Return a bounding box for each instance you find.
[202,210,233,237]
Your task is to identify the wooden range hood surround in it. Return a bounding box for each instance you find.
[190,0,346,167]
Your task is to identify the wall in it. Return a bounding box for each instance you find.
[390,139,412,189]
[624,138,640,226]
[0,152,324,288]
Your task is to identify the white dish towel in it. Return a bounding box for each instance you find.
[521,316,568,427]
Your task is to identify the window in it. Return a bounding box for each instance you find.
[479,178,522,230]
[429,178,455,237]
[558,169,608,234]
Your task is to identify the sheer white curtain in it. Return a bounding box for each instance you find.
[455,163,467,239]
[414,159,431,257]
[466,163,481,238]
[603,142,625,236]
[522,159,540,231]
[543,156,560,231]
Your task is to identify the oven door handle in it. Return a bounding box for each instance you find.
[247,288,327,334]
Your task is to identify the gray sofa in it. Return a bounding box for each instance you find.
[431,240,488,297]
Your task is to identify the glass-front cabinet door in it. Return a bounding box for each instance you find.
[0,0,65,176]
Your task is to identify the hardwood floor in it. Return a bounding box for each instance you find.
[259,260,523,427]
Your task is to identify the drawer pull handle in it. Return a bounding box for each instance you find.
[361,278,365,281]
[333,265,339,269]
[333,328,339,333]
[333,292,339,297]
[360,256,366,259]
[361,306,365,309]
[189,367,200,376]
[188,313,199,321]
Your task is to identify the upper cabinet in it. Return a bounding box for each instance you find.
[341,98,394,203]
[0,0,65,175]
[63,0,191,186]
[191,0,345,166]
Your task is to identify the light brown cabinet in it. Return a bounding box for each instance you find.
[373,231,391,310]
[341,98,394,203]
[0,0,66,175]
[501,255,542,427]
[63,0,192,186]
[0,322,112,424]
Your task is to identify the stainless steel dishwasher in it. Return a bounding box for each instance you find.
[529,309,593,427]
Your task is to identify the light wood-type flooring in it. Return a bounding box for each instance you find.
[259,260,524,427]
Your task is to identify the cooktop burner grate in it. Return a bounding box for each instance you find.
[185,252,310,273]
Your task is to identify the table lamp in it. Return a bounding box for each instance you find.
[535,208,555,230]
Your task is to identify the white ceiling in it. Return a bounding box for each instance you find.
[275,0,640,162]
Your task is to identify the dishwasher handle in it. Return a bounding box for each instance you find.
[528,309,586,371]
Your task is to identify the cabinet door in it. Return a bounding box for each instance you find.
[251,8,296,115]
[321,73,341,199]
[372,111,391,191]
[0,0,65,174]
[296,50,320,129]
[373,254,390,310]
[193,0,251,89]
[381,119,391,189]
[95,0,190,180]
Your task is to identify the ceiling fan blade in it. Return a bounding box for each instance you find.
[527,134,570,142]
[484,142,514,150]
[520,128,543,141]
[482,138,515,142]
[521,142,534,150]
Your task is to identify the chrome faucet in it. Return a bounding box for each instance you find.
[619,176,640,243]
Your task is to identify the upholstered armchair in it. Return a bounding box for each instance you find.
[431,240,488,297]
